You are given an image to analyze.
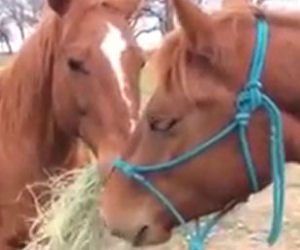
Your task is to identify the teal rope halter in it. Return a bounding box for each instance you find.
[114,19,285,250]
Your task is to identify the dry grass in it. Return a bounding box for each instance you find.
[203,164,300,250]
[24,166,104,250]
[0,53,12,67]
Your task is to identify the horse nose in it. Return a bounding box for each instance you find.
[97,153,116,178]
[99,200,152,245]
[102,217,152,246]
[100,202,171,246]
[97,162,113,179]
[110,225,150,246]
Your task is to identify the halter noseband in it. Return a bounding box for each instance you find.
[114,19,285,250]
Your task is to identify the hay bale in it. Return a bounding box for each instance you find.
[24,165,104,250]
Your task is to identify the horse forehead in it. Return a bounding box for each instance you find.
[101,23,128,59]
[100,23,137,132]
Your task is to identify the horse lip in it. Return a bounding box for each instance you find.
[133,225,149,246]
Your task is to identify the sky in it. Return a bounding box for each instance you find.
[2,0,300,53]
[137,0,300,50]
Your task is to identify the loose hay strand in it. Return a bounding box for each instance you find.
[24,165,104,250]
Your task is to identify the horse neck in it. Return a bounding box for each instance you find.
[0,16,74,169]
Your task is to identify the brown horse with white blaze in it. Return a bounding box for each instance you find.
[101,0,300,247]
[0,0,143,249]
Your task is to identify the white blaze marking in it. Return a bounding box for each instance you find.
[101,23,136,133]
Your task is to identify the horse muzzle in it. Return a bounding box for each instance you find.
[100,201,172,246]
[109,222,171,246]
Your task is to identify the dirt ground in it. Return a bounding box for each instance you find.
[0,53,11,67]
[102,163,300,250]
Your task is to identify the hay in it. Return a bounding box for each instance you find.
[24,165,104,250]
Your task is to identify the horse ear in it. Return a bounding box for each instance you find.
[172,0,215,59]
[101,0,143,19]
[48,0,71,16]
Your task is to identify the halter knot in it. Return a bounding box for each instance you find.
[236,80,263,126]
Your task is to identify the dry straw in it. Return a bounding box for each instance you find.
[24,165,104,250]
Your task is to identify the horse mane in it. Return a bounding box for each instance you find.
[152,5,300,100]
[166,5,300,52]
[221,5,300,27]
[0,13,60,154]
[212,6,300,75]
[0,11,59,133]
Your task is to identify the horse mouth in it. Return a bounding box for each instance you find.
[133,225,149,246]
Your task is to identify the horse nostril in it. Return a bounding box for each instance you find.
[133,225,149,246]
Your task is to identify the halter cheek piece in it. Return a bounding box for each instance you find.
[114,19,286,250]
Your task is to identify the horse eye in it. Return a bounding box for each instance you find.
[68,58,89,74]
[149,117,179,132]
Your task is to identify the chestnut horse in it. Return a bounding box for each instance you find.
[0,0,144,249]
[102,0,300,247]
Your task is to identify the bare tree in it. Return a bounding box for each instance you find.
[133,0,208,39]
[0,0,42,41]
[164,0,175,33]
[25,0,43,24]
[0,0,26,40]
[133,0,164,38]
[0,32,12,54]
[0,12,12,54]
